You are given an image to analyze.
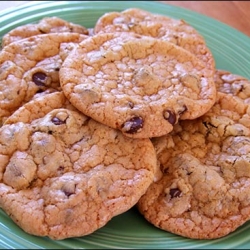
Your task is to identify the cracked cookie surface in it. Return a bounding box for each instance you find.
[94,8,215,71]
[4,92,76,125]
[214,69,250,103]
[1,16,89,47]
[137,71,250,239]
[60,32,216,138]
[0,32,88,126]
[0,91,157,240]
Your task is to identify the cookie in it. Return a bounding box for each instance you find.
[4,91,75,125]
[94,8,215,70]
[60,32,216,138]
[0,32,88,126]
[137,79,250,239]
[214,69,250,103]
[1,16,89,47]
[0,91,157,240]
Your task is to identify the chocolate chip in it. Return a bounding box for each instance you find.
[51,117,65,125]
[170,188,181,198]
[36,89,44,94]
[32,72,47,86]
[122,116,143,134]
[57,166,64,171]
[163,110,176,125]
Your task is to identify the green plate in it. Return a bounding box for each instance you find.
[1,1,250,249]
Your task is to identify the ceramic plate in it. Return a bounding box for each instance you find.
[0,1,250,249]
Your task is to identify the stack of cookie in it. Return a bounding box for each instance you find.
[0,8,250,241]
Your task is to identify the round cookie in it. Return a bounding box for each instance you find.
[94,8,215,70]
[0,32,88,126]
[0,91,157,240]
[60,32,216,138]
[137,86,250,239]
[1,16,89,47]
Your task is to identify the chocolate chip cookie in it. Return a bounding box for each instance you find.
[4,92,75,125]
[0,91,157,240]
[137,71,250,239]
[60,32,216,138]
[0,32,88,126]
[94,8,215,70]
[1,16,89,47]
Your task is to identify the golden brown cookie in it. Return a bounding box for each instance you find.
[1,16,89,47]
[137,73,250,239]
[60,32,216,138]
[214,69,250,103]
[0,91,157,240]
[0,32,88,126]
[94,8,215,70]
[4,92,75,125]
